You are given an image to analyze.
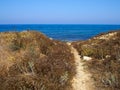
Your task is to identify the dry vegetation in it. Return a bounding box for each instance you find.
[72,30,120,90]
[0,31,75,90]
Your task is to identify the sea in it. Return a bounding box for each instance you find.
[0,24,120,41]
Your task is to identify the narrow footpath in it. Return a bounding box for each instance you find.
[67,43,95,90]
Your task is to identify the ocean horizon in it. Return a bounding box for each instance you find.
[0,24,120,41]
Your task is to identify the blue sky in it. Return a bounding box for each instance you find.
[0,0,120,24]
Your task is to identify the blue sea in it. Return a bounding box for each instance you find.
[0,24,120,41]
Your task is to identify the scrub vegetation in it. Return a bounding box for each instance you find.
[72,30,120,90]
[0,31,75,90]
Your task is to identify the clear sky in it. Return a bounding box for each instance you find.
[0,0,120,24]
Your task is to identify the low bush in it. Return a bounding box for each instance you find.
[0,31,75,90]
[72,30,120,90]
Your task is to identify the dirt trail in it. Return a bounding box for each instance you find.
[67,43,95,90]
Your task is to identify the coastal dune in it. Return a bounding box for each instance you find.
[72,30,120,90]
[0,30,120,90]
[0,31,75,90]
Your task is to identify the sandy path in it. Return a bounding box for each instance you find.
[67,43,95,90]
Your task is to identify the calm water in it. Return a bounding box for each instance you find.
[0,24,120,41]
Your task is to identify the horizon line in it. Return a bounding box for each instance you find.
[0,23,120,25]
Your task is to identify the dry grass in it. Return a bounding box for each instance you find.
[72,30,120,90]
[0,31,75,90]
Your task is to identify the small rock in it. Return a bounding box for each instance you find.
[83,56,92,61]
[105,55,111,58]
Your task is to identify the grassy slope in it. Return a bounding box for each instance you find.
[0,31,75,90]
[72,30,120,90]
